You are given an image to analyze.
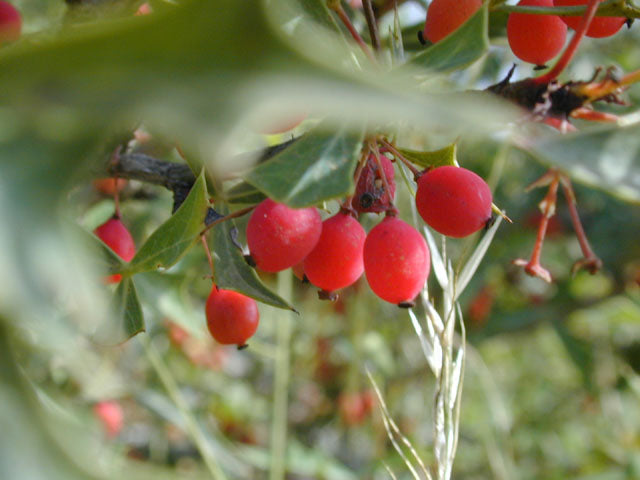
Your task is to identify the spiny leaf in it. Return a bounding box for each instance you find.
[397,143,457,169]
[128,169,209,273]
[244,125,363,208]
[211,206,295,311]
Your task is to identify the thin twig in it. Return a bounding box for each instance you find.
[362,0,381,50]
[329,2,377,63]
[199,205,256,236]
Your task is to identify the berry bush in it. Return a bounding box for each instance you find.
[1,0,640,479]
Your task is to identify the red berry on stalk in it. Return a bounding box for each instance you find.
[303,213,366,293]
[352,153,396,213]
[94,217,136,283]
[205,287,259,348]
[93,401,124,438]
[0,1,21,45]
[423,0,482,44]
[507,0,567,66]
[416,166,492,238]
[246,199,322,273]
[363,217,430,305]
[554,0,625,38]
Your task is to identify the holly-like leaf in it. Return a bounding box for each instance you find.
[397,143,457,169]
[528,122,640,204]
[211,206,295,311]
[128,169,209,273]
[244,125,362,208]
[408,3,489,72]
[225,181,266,205]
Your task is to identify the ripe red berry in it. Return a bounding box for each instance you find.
[93,401,124,438]
[363,217,430,305]
[94,217,136,283]
[423,0,482,44]
[416,166,492,238]
[205,287,259,348]
[303,213,366,293]
[352,153,396,213]
[507,0,567,66]
[554,0,625,38]
[246,199,322,273]
[0,1,21,45]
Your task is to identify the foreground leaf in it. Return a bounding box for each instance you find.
[397,143,457,169]
[128,169,209,273]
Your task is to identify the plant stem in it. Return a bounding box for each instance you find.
[199,205,256,236]
[141,336,228,480]
[330,2,377,63]
[362,0,381,51]
[269,271,294,480]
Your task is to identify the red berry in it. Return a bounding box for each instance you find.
[93,401,124,438]
[0,1,21,45]
[554,0,625,38]
[246,199,322,273]
[423,0,482,44]
[363,217,430,305]
[94,217,136,283]
[205,287,259,347]
[416,166,492,238]
[507,0,567,66]
[351,153,396,213]
[303,213,365,292]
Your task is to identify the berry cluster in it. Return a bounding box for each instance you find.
[421,0,627,68]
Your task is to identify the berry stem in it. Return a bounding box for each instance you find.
[329,2,377,63]
[534,0,601,84]
[362,0,381,51]
[379,139,421,179]
[513,172,559,282]
[199,205,256,236]
[559,175,603,274]
[201,234,216,281]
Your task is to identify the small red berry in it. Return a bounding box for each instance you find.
[423,0,482,44]
[93,401,124,438]
[554,0,625,38]
[352,153,396,213]
[303,213,366,292]
[93,177,127,196]
[205,287,259,348]
[0,1,21,45]
[507,0,567,66]
[94,217,136,283]
[363,217,430,305]
[246,199,322,273]
[416,166,492,238]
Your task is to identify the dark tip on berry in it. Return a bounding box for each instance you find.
[533,64,548,71]
[417,30,426,46]
[484,214,496,231]
[626,18,634,29]
[244,254,257,267]
[302,274,310,284]
[237,343,249,351]
[397,301,415,309]
[318,289,339,301]
[359,193,374,209]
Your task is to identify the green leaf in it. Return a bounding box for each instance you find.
[225,181,266,205]
[552,321,595,392]
[93,277,145,344]
[397,143,457,169]
[528,122,640,204]
[211,206,295,311]
[244,125,362,208]
[408,3,489,72]
[128,169,209,273]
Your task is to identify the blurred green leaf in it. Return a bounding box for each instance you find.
[528,122,640,204]
[244,125,362,208]
[128,169,208,273]
[408,3,489,72]
[106,277,145,342]
[225,181,266,205]
[211,206,294,311]
[397,143,457,169]
[552,321,595,391]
